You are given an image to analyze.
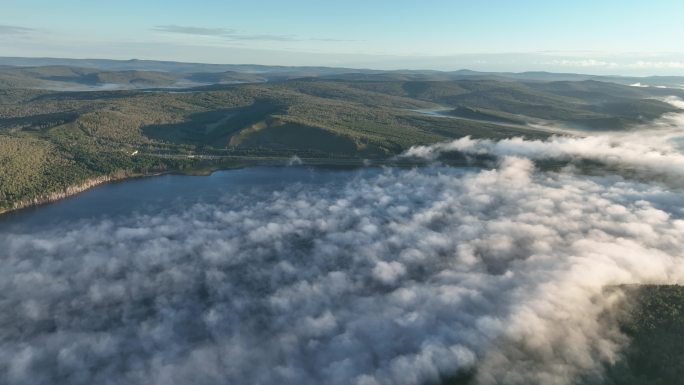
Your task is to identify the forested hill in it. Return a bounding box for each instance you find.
[1,72,683,212]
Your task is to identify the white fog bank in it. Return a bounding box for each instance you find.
[2,159,684,385]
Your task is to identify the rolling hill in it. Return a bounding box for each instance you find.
[0,68,682,211]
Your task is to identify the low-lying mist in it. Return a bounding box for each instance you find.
[404,97,684,186]
[2,155,684,385]
[3,97,684,385]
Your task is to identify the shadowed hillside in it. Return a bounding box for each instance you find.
[0,74,682,211]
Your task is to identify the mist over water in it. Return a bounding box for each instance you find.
[2,97,684,385]
[1,158,684,385]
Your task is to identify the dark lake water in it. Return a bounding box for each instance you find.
[0,166,386,233]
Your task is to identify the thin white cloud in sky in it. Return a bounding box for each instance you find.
[0,24,36,35]
[542,59,619,68]
[629,61,684,69]
[153,25,300,42]
[152,24,356,43]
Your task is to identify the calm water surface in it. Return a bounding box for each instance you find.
[0,166,386,232]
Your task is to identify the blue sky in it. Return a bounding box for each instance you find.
[2,0,684,74]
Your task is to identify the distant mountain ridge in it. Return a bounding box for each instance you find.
[1,57,684,91]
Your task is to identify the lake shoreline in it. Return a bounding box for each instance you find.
[0,154,480,217]
[0,172,168,217]
[0,156,410,217]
